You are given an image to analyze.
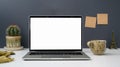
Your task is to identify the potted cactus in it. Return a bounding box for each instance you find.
[4,25,23,51]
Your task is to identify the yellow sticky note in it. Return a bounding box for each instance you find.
[85,16,96,28]
[97,13,108,25]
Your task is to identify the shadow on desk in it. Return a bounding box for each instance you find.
[104,53,120,56]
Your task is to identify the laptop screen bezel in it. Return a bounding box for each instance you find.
[28,16,82,51]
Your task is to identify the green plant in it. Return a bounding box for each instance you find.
[6,25,20,36]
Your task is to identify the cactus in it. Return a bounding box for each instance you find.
[6,25,20,36]
[5,25,22,50]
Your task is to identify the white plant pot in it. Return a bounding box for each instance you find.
[4,36,23,51]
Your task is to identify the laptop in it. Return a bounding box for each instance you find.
[23,16,90,61]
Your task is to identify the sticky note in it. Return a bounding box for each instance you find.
[85,16,96,28]
[97,13,108,25]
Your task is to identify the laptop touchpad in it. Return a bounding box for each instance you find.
[41,55,71,58]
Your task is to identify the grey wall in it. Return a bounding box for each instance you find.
[0,0,120,48]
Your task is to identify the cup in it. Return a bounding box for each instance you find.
[87,40,106,55]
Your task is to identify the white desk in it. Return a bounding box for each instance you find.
[0,48,120,67]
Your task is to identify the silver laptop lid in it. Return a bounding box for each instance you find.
[29,16,82,51]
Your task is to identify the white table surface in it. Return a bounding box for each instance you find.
[0,48,120,67]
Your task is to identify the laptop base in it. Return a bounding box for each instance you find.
[23,52,90,61]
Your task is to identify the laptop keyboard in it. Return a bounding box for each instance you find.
[29,52,82,55]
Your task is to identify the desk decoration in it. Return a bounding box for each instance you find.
[87,40,106,55]
[4,25,23,51]
[109,31,117,49]
[0,51,14,63]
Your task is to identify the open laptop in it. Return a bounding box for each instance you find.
[23,16,90,61]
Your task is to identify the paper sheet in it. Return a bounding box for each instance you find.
[97,13,108,24]
[85,16,96,28]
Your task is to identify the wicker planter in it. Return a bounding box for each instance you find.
[4,36,23,51]
[87,40,106,55]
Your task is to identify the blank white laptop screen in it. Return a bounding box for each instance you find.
[30,17,81,50]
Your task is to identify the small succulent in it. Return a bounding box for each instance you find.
[6,25,20,36]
